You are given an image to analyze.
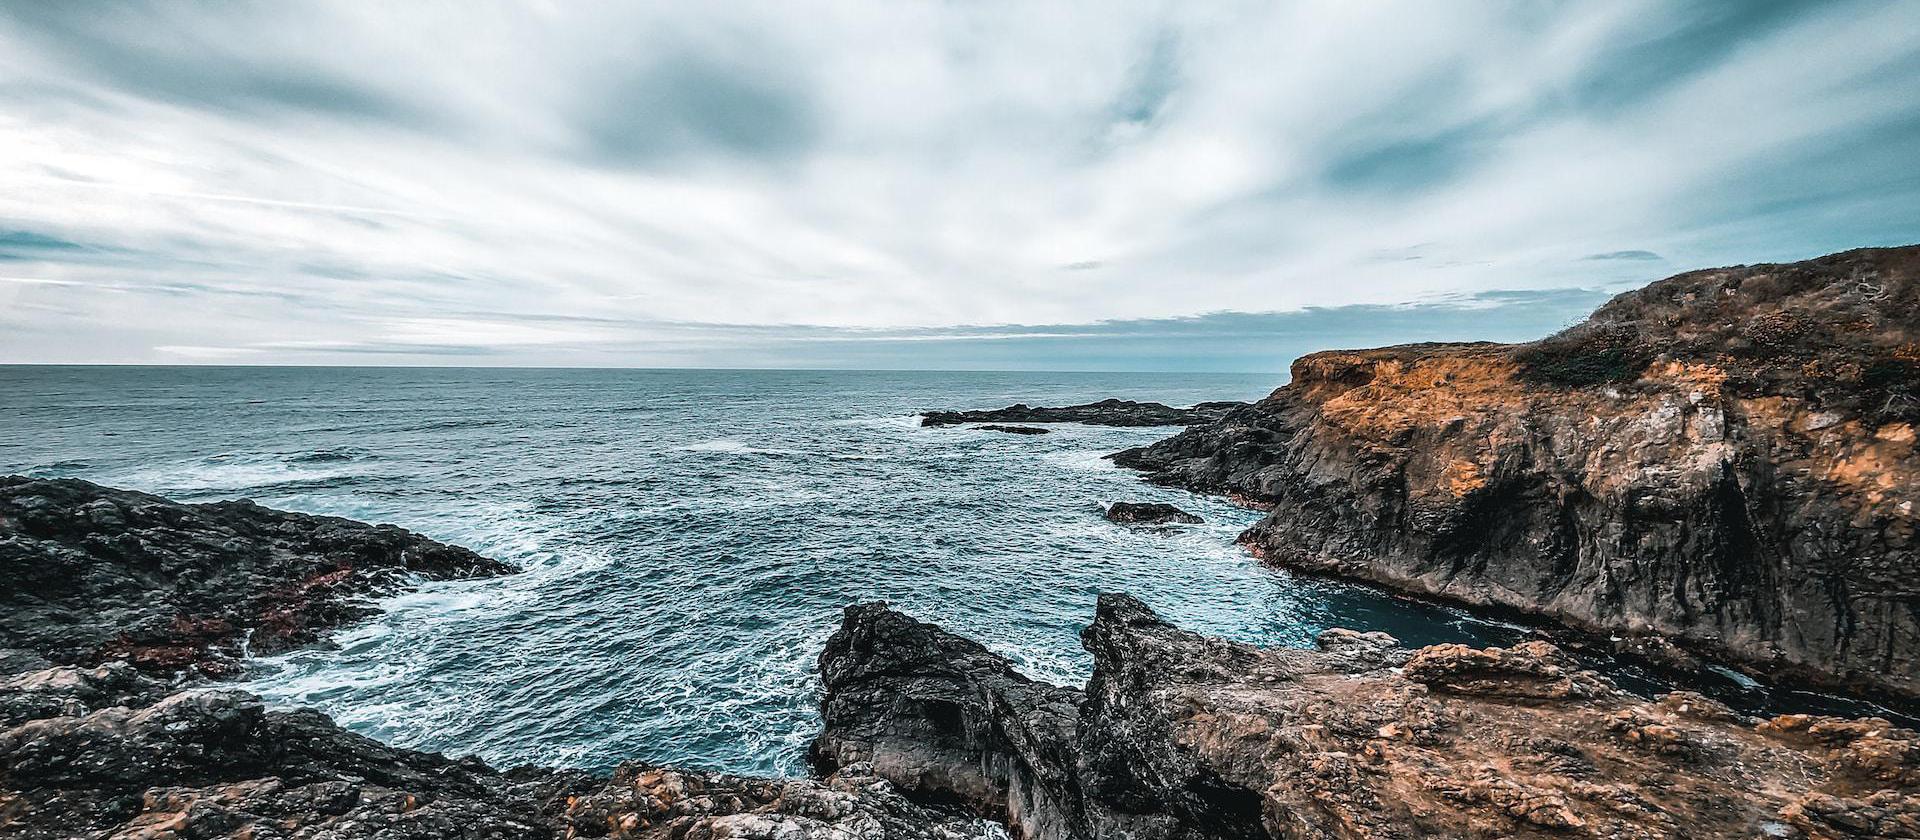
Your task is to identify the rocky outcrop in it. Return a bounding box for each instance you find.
[1104,502,1203,525]
[0,476,515,678]
[0,480,980,839]
[978,425,1052,435]
[922,399,1246,428]
[817,595,1920,839]
[0,665,978,839]
[1113,245,1920,700]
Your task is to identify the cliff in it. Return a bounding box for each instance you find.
[817,596,1920,839]
[1113,245,1920,699]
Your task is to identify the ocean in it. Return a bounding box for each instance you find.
[0,365,1890,776]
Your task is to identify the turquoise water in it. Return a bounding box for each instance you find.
[2,366,1878,775]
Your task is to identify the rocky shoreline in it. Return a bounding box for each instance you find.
[6,473,1920,837]
[921,398,1246,428]
[6,246,1919,838]
[816,596,1920,839]
[1114,245,1920,702]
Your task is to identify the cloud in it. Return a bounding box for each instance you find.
[0,1,1916,367]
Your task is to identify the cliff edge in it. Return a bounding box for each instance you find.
[1113,245,1920,699]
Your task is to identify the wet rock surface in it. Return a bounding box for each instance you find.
[922,398,1246,428]
[817,595,1920,839]
[1103,502,1203,525]
[0,476,515,678]
[977,425,1052,435]
[0,481,979,840]
[0,670,978,840]
[1113,245,1920,700]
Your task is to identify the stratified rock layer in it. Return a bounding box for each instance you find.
[817,596,1920,839]
[1114,245,1920,699]
[0,476,514,678]
[922,399,1246,428]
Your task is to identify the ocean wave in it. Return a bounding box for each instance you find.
[679,439,800,457]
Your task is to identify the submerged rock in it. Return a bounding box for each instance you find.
[922,398,1245,428]
[1113,245,1920,700]
[977,424,1051,435]
[817,595,1920,839]
[0,476,515,678]
[1103,502,1202,525]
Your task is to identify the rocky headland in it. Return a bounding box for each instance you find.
[922,398,1246,428]
[0,476,514,679]
[1113,245,1920,701]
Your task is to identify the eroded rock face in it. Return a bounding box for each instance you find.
[1113,245,1920,699]
[0,476,516,678]
[817,595,1920,839]
[922,399,1246,428]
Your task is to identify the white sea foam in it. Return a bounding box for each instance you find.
[680,438,801,457]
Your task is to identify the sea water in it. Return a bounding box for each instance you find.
[0,366,1893,775]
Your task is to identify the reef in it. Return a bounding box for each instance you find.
[816,595,1920,839]
[977,425,1052,435]
[1104,502,1203,525]
[1113,245,1920,700]
[922,398,1245,428]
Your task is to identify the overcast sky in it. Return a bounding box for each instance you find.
[1,1,1916,370]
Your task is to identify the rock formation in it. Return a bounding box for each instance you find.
[923,399,1246,428]
[0,478,979,839]
[978,425,1052,435]
[1104,502,1203,525]
[0,476,514,678]
[817,595,1920,839]
[0,663,978,839]
[1113,245,1920,700]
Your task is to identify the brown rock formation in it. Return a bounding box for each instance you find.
[817,595,1920,839]
[1113,245,1920,700]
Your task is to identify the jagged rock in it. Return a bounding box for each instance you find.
[1103,502,1202,525]
[1112,245,1920,699]
[977,425,1051,435]
[817,594,1920,839]
[922,399,1246,428]
[0,476,515,678]
[0,482,979,840]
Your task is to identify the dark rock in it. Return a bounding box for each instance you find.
[0,480,979,840]
[1113,245,1920,700]
[977,425,1051,435]
[0,476,516,678]
[922,398,1246,428]
[1103,502,1202,525]
[816,594,1920,839]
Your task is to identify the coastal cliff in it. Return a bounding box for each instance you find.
[9,477,1920,838]
[817,596,1920,839]
[1114,245,1920,699]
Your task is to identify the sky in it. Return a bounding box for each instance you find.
[1,1,1916,371]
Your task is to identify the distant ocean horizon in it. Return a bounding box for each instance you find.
[0,365,1894,775]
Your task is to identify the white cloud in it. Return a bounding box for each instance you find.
[0,1,1915,366]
